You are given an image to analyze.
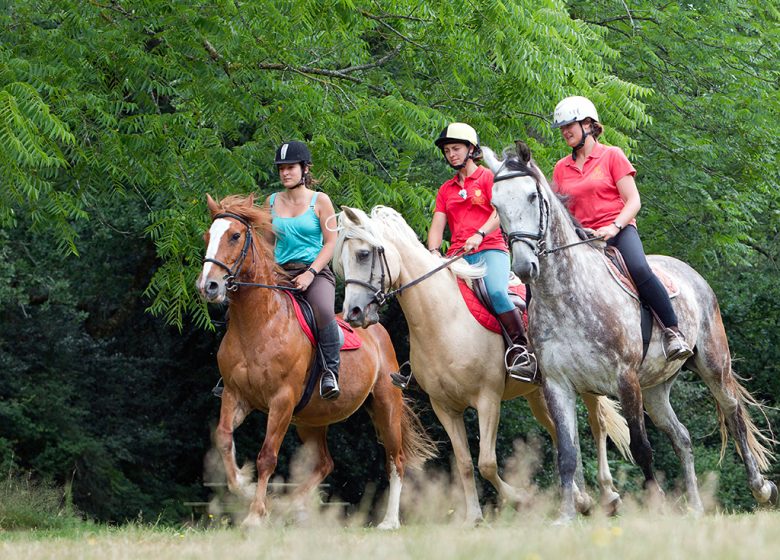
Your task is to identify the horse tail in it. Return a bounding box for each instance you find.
[399,398,438,470]
[716,379,776,473]
[597,396,633,462]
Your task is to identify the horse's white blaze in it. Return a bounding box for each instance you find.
[377,463,402,530]
[198,218,231,290]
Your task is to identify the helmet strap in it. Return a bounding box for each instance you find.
[571,122,590,161]
[447,146,473,170]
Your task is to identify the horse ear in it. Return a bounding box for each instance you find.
[515,140,531,164]
[247,193,256,206]
[481,146,501,174]
[342,206,361,225]
[206,193,221,216]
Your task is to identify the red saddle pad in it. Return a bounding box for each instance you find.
[284,291,362,350]
[456,280,528,334]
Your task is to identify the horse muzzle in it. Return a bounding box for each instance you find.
[197,274,227,303]
[345,301,379,328]
[512,257,539,283]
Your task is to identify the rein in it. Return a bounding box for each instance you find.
[205,212,300,293]
[344,243,466,305]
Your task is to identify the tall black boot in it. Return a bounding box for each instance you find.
[318,320,342,400]
[496,309,540,385]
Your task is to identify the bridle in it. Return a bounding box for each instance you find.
[493,164,550,256]
[203,212,299,292]
[343,236,466,306]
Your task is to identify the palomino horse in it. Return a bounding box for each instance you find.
[196,194,437,529]
[483,143,777,521]
[335,205,631,524]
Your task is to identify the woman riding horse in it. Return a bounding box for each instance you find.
[550,96,693,361]
[268,141,341,399]
[428,122,537,383]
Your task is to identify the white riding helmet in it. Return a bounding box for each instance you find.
[551,96,600,129]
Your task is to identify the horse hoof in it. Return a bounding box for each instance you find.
[552,514,575,526]
[764,481,778,507]
[575,494,594,516]
[377,519,400,531]
[603,494,622,517]
[241,512,265,530]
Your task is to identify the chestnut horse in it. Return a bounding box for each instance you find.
[483,143,777,521]
[335,205,632,524]
[196,194,437,529]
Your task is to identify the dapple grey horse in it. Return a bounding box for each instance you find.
[484,142,776,522]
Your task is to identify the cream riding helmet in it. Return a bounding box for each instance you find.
[552,96,600,160]
[434,122,482,169]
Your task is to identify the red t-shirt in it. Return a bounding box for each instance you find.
[552,143,637,230]
[434,166,507,255]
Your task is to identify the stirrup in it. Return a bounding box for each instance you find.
[663,328,694,362]
[505,346,541,385]
[212,378,224,398]
[390,361,412,390]
[319,370,340,400]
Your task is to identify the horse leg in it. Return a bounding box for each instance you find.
[473,395,531,509]
[430,400,483,525]
[525,389,593,515]
[581,393,622,514]
[243,399,295,528]
[618,370,663,506]
[214,388,253,499]
[366,388,407,530]
[642,378,703,514]
[542,379,581,523]
[290,425,334,523]
[689,336,777,506]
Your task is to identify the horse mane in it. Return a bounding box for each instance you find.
[334,206,485,280]
[212,194,285,278]
[500,146,584,233]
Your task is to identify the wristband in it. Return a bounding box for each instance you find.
[477,230,487,238]
[307,267,318,276]
[613,222,623,231]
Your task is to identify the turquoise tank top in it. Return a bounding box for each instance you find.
[270,192,322,265]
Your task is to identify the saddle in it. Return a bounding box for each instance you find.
[456,276,528,333]
[603,246,679,300]
[601,245,678,360]
[392,277,528,391]
[282,291,361,415]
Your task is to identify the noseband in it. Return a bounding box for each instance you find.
[343,244,393,306]
[493,166,549,256]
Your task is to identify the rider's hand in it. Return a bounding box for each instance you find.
[295,270,316,291]
[463,233,483,253]
[595,223,621,242]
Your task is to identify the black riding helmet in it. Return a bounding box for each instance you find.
[434,123,482,170]
[274,141,312,166]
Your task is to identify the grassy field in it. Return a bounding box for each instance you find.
[1,510,778,560]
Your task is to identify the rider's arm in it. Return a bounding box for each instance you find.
[427,212,447,252]
[613,175,641,228]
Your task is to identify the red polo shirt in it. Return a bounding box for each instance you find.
[552,143,637,230]
[434,166,507,255]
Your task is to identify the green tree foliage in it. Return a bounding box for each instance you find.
[1,0,645,329]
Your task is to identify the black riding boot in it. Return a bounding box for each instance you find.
[318,320,342,400]
[496,309,540,385]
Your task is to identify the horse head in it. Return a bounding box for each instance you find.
[335,206,403,328]
[482,144,547,282]
[197,193,272,303]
